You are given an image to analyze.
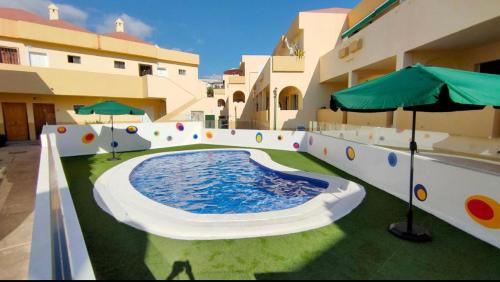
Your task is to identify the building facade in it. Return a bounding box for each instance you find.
[229,0,500,140]
[0,5,210,141]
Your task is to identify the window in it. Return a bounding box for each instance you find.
[67,55,81,64]
[0,47,19,64]
[178,69,187,76]
[479,60,500,75]
[139,64,153,76]
[157,67,168,77]
[29,52,48,67]
[217,99,226,108]
[114,61,125,69]
[73,105,84,112]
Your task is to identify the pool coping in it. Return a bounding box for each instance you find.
[93,149,366,240]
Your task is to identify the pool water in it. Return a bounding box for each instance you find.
[129,151,329,214]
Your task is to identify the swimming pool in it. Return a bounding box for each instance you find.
[129,151,329,214]
[94,149,365,240]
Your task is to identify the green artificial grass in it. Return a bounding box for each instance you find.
[61,144,500,280]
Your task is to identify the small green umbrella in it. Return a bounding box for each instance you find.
[331,64,500,242]
[75,101,145,161]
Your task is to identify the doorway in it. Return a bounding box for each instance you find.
[2,103,29,141]
[33,103,56,139]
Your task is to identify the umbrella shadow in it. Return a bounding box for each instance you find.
[100,125,152,158]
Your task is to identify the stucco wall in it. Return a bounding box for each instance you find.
[45,125,500,249]
[0,93,165,140]
[307,132,500,249]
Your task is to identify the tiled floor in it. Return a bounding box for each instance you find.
[0,143,40,280]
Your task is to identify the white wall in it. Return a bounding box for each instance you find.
[201,128,308,152]
[44,124,500,249]
[306,132,500,249]
[45,122,202,157]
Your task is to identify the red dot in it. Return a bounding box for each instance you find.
[468,199,494,220]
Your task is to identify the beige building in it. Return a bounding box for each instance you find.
[230,0,500,139]
[0,5,211,141]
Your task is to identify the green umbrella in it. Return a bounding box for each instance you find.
[75,101,145,161]
[331,64,500,242]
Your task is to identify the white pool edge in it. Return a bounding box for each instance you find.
[94,149,366,240]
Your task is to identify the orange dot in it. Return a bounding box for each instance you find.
[57,127,67,134]
[82,133,95,144]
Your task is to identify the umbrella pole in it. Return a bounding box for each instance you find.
[108,115,120,161]
[388,111,431,242]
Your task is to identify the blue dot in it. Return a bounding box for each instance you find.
[388,152,398,167]
[110,141,119,148]
[193,134,198,140]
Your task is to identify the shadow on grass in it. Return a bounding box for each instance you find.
[254,152,500,280]
[166,261,195,280]
[61,145,500,280]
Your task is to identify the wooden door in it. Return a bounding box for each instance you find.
[33,103,56,139]
[2,103,29,141]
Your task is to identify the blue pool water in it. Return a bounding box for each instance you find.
[129,151,329,214]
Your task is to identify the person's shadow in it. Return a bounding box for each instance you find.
[166,260,195,280]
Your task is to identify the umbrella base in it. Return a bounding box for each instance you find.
[388,222,432,243]
[107,157,121,161]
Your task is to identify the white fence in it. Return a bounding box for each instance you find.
[31,122,499,278]
[29,131,95,280]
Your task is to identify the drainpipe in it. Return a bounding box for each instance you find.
[273,87,278,130]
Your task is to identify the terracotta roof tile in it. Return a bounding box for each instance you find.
[102,32,152,45]
[0,7,152,45]
[0,7,90,33]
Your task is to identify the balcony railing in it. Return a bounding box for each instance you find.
[272,56,305,72]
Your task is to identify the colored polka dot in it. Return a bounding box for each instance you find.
[379,136,385,141]
[167,136,173,142]
[206,131,213,139]
[368,133,374,140]
[346,146,355,161]
[256,132,263,143]
[388,152,398,167]
[110,141,118,148]
[176,123,184,131]
[309,136,314,146]
[81,133,95,144]
[465,196,500,229]
[278,135,284,141]
[396,128,405,133]
[468,200,494,220]
[424,133,431,139]
[323,148,328,156]
[193,134,199,140]
[154,131,160,137]
[231,129,236,135]
[126,126,138,134]
[57,127,67,134]
[293,142,300,150]
[414,184,428,202]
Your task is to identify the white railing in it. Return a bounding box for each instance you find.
[29,130,95,280]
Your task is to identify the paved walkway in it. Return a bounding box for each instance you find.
[0,143,40,280]
[420,152,500,176]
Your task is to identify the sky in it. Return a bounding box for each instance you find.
[0,0,360,78]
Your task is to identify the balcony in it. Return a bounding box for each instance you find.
[272,56,305,72]
[0,64,145,98]
[227,75,245,84]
